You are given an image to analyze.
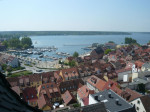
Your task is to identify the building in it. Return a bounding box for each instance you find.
[37,82,61,110]
[0,53,19,67]
[116,68,132,82]
[62,90,77,106]
[77,85,94,106]
[0,72,42,112]
[89,89,136,112]
[22,87,38,107]
[29,74,42,89]
[59,79,84,95]
[90,47,104,60]
[86,75,106,92]
[132,61,144,73]
[130,95,150,112]
[41,72,54,84]
[121,88,142,102]
[66,102,107,112]
[59,67,79,81]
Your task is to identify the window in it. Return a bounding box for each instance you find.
[42,86,45,89]
[136,107,139,110]
[47,85,49,88]
[137,100,140,104]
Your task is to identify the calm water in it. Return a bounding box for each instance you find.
[29,32,150,60]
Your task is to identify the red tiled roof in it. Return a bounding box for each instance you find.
[121,88,142,102]
[11,86,20,95]
[29,74,41,82]
[62,90,76,105]
[77,85,94,99]
[23,87,38,102]
[61,67,79,80]
[82,97,89,106]
[135,61,144,68]
[87,75,106,91]
[116,68,132,73]
[38,83,61,99]
[37,94,46,109]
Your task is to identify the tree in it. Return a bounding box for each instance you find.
[73,51,79,58]
[104,49,112,54]
[125,37,137,44]
[21,37,32,47]
[2,41,8,48]
[23,44,29,49]
[69,60,76,67]
[108,41,114,43]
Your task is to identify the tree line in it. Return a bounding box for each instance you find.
[2,37,33,49]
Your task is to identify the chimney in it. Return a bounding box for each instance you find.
[86,88,88,92]
[115,99,119,105]
[108,92,111,98]
[94,96,99,101]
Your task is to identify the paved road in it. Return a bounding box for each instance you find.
[21,63,57,74]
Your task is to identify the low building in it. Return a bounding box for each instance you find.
[89,89,136,112]
[0,53,19,67]
[86,75,106,92]
[130,95,150,112]
[0,72,42,112]
[37,83,61,110]
[29,74,42,89]
[22,87,38,107]
[121,88,142,102]
[41,72,54,84]
[59,79,84,95]
[62,90,77,106]
[90,47,104,60]
[59,67,79,81]
[77,85,94,106]
[116,68,132,82]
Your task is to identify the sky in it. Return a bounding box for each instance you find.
[0,0,150,32]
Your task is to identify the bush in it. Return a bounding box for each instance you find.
[73,103,80,108]
[104,49,112,54]
[73,51,79,58]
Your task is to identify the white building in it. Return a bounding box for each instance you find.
[130,95,150,112]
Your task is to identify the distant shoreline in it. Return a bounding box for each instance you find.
[0,31,132,36]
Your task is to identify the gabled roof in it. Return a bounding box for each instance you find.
[121,88,142,102]
[62,90,76,105]
[87,75,106,91]
[29,73,42,82]
[77,85,94,99]
[11,86,20,95]
[59,79,84,94]
[23,87,38,102]
[0,72,42,112]
[37,94,47,109]
[140,95,150,112]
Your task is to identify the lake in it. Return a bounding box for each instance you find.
[30,32,149,54]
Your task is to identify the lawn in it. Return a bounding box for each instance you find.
[9,70,32,77]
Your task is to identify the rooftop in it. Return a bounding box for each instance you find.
[91,89,135,112]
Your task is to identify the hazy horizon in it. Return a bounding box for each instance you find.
[0,0,150,32]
